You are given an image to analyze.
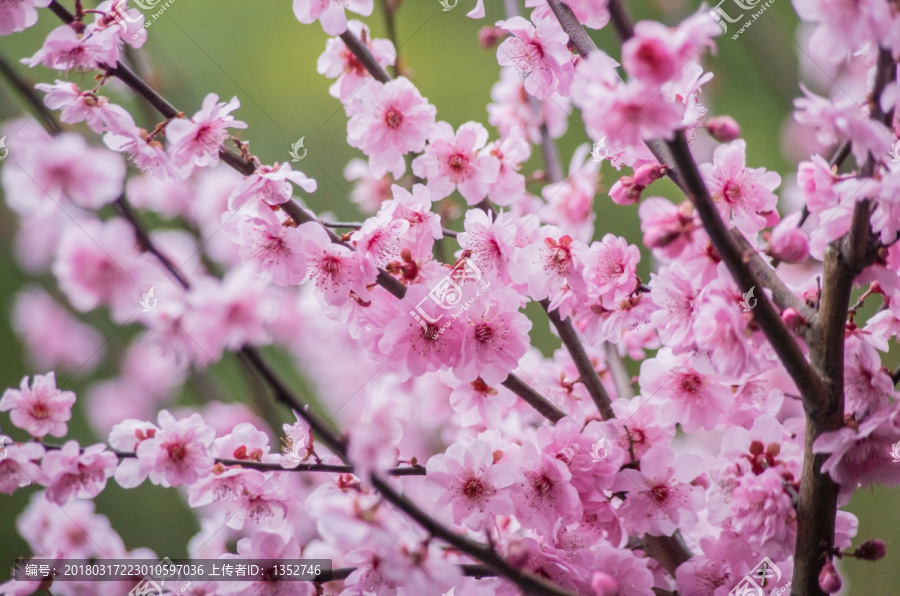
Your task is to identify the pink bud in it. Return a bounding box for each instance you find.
[854,539,887,561]
[781,308,807,328]
[705,115,741,142]
[591,571,619,596]
[478,26,504,48]
[767,213,810,263]
[609,177,642,205]
[633,163,667,187]
[818,561,842,593]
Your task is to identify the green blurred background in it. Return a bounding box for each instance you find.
[0,0,897,592]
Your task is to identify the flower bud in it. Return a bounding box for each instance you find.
[609,177,641,205]
[781,307,807,328]
[767,223,810,263]
[478,26,504,48]
[854,539,887,561]
[706,115,741,142]
[818,561,842,593]
[633,163,667,187]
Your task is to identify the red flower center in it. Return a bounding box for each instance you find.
[650,484,669,503]
[384,106,403,130]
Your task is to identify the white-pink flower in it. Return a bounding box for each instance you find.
[699,139,781,234]
[0,373,76,438]
[293,0,373,35]
[577,233,640,306]
[317,20,395,102]
[300,221,377,307]
[42,440,118,505]
[235,207,312,286]
[346,77,437,178]
[0,0,51,36]
[227,162,317,210]
[425,439,516,531]
[24,24,119,71]
[412,121,500,204]
[166,93,247,178]
[134,410,215,487]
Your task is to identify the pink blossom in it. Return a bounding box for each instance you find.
[42,440,117,505]
[317,20,395,102]
[412,121,500,204]
[0,0,50,35]
[218,531,310,595]
[12,286,104,375]
[592,545,655,595]
[699,139,781,234]
[496,14,574,100]
[24,24,119,70]
[525,0,610,29]
[425,439,516,531]
[53,218,157,321]
[235,206,313,285]
[348,405,401,479]
[483,128,530,205]
[102,108,174,177]
[349,214,407,268]
[512,441,582,534]
[2,132,125,212]
[292,0,372,35]
[540,144,599,242]
[648,262,700,347]
[513,233,588,302]
[166,93,247,178]
[488,67,571,144]
[456,208,519,283]
[300,221,377,307]
[639,348,733,432]
[577,233,641,306]
[611,445,703,535]
[344,158,393,212]
[766,211,810,263]
[0,373,75,438]
[135,410,215,487]
[794,85,893,166]
[346,77,437,178]
[35,80,127,133]
[729,467,797,559]
[0,441,45,494]
[375,184,443,260]
[454,287,531,384]
[227,162,317,210]
[445,375,516,428]
[639,196,704,262]
[108,418,159,488]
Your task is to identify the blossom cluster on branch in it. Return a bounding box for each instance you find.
[0,0,899,594]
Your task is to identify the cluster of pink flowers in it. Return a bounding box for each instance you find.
[1,0,900,594]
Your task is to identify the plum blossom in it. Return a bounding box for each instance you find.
[227,162,317,210]
[24,24,120,71]
[0,0,51,36]
[699,139,781,234]
[729,467,797,558]
[512,441,582,534]
[317,20,395,102]
[0,373,75,438]
[235,207,312,285]
[346,77,437,178]
[166,93,247,178]
[300,221,377,307]
[0,441,44,494]
[134,410,215,488]
[577,233,641,307]
[483,127,531,205]
[496,14,574,100]
[513,233,588,302]
[425,439,516,531]
[488,67,571,143]
[412,121,500,204]
[611,444,703,535]
[42,441,118,505]
[35,81,127,133]
[456,208,519,283]
[292,0,372,36]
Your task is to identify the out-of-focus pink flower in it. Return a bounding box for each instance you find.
[24,24,119,70]
[706,115,741,142]
[496,14,574,100]
[766,212,810,263]
[13,286,104,375]
[0,441,45,494]
[0,0,50,35]
[483,127,530,205]
[292,0,372,35]
[235,207,313,286]
[412,121,500,204]
[346,77,437,178]
[166,93,247,178]
[317,20,395,102]
[42,440,118,505]
[0,373,76,438]
[488,67,571,144]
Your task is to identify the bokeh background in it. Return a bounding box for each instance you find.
[0,0,897,592]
